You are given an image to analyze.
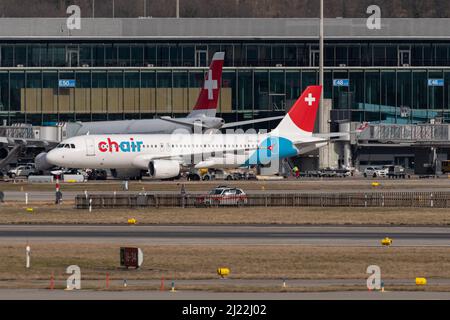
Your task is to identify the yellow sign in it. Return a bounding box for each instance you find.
[217,268,230,278]
[381,237,393,246]
[416,278,427,285]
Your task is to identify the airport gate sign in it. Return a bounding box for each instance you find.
[333,79,350,87]
[58,79,76,88]
[428,79,444,87]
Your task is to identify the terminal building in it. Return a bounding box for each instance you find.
[1,18,450,174]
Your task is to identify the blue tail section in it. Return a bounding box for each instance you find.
[242,136,297,167]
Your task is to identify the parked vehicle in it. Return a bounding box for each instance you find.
[197,186,248,206]
[86,169,108,180]
[50,168,88,180]
[363,166,386,178]
[384,165,407,179]
[442,160,450,174]
[8,164,38,178]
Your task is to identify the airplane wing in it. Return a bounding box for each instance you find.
[159,116,213,129]
[221,116,284,129]
[313,132,348,138]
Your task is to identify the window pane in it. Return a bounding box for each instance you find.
[0,72,9,115]
[79,44,92,67]
[93,45,105,67]
[333,70,349,110]
[27,44,42,67]
[124,71,139,113]
[108,71,123,114]
[397,71,412,123]
[15,45,27,66]
[381,70,396,123]
[349,71,364,110]
[10,72,25,112]
[42,71,58,115]
[173,71,188,113]
[141,71,156,113]
[429,70,444,112]
[1,45,14,67]
[118,45,130,67]
[238,70,252,111]
[131,45,143,67]
[157,71,172,113]
[254,70,268,111]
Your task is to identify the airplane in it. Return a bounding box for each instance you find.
[35,51,283,178]
[45,86,327,179]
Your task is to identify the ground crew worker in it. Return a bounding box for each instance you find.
[292,166,300,178]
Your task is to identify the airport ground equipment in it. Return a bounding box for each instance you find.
[120,247,143,269]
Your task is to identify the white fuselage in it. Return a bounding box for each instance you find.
[46,132,322,170]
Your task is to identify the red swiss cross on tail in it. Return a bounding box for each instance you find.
[188,52,225,118]
[273,86,322,137]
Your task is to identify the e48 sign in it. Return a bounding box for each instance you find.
[333,79,350,87]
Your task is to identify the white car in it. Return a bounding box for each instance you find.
[8,164,38,178]
[199,186,248,206]
[363,166,386,178]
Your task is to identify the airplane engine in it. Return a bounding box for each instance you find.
[148,160,180,179]
[0,147,8,160]
[35,152,54,171]
[202,117,225,130]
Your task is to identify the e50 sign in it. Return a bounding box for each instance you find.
[59,79,76,88]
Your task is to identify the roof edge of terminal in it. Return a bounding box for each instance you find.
[0,18,450,40]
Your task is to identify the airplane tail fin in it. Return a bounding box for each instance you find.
[272,86,322,140]
[187,52,225,118]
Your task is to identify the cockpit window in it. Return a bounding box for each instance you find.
[70,144,75,149]
[64,144,70,148]
[57,144,64,148]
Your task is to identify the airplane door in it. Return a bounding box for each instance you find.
[165,142,172,154]
[86,138,96,156]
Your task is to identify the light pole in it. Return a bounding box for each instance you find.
[92,0,95,18]
[176,0,180,18]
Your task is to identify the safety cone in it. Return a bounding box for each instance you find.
[49,273,54,290]
[160,277,165,291]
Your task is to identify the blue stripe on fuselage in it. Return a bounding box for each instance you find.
[242,136,298,167]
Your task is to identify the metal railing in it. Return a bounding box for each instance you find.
[359,124,450,142]
[0,126,35,139]
[75,192,450,209]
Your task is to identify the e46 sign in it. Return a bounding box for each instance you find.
[428,79,444,87]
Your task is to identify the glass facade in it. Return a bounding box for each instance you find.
[0,67,449,125]
[2,41,450,68]
[1,40,450,126]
